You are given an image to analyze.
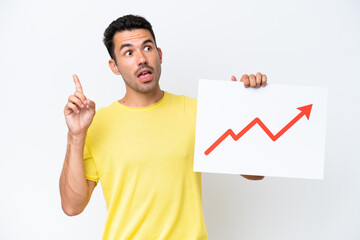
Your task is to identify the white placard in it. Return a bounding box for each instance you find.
[194,79,328,179]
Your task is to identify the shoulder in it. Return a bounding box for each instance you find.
[166,91,197,110]
[93,102,114,120]
[87,101,118,132]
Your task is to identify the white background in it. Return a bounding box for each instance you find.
[0,0,359,239]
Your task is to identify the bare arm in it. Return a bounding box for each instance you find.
[60,133,96,216]
[59,74,96,216]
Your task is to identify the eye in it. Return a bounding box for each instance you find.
[144,46,151,51]
[125,50,132,56]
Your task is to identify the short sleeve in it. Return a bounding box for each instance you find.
[83,141,99,184]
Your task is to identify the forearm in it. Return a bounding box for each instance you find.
[60,132,89,216]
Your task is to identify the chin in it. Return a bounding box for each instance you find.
[136,84,158,94]
[140,81,159,93]
[125,79,157,94]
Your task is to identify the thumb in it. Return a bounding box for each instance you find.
[231,75,237,81]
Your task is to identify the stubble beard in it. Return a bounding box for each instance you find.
[116,61,161,94]
[124,67,161,94]
[132,78,159,93]
[121,71,160,94]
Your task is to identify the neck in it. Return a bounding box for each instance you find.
[119,86,164,108]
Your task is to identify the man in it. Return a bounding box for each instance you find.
[60,14,266,240]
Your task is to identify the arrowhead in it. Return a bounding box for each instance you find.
[297,104,313,120]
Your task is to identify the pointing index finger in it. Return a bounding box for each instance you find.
[73,74,83,93]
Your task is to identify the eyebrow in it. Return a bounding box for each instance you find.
[119,39,154,51]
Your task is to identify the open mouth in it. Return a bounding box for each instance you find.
[137,69,153,82]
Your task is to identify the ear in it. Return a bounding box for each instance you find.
[157,47,163,64]
[109,59,121,75]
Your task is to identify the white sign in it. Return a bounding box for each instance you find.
[194,79,328,179]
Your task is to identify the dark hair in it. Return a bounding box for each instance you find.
[103,14,157,62]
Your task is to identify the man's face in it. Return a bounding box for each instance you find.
[109,29,162,94]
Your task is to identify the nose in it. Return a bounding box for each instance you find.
[137,50,147,66]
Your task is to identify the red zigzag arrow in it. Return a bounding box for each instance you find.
[204,104,313,155]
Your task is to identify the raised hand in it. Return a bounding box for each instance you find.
[231,72,267,88]
[64,74,96,137]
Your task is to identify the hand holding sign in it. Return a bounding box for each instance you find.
[230,72,267,180]
[64,74,96,137]
[231,73,267,88]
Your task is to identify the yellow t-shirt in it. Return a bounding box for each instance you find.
[83,91,208,240]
